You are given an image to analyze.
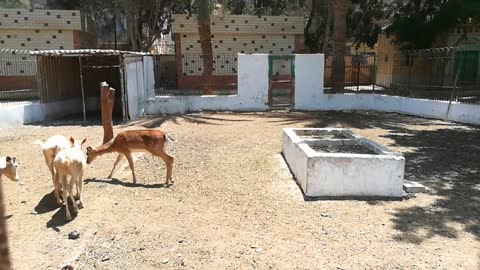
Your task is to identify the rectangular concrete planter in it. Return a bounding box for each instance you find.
[282,128,405,198]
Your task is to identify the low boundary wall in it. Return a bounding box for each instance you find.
[147,53,480,126]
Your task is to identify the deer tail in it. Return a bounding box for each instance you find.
[165,134,176,143]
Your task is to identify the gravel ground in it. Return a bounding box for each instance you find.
[0,111,479,270]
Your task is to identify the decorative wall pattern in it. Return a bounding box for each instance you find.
[0,9,81,50]
[0,9,84,77]
[172,14,303,76]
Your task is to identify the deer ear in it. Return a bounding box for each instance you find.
[69,137,75,145]
[5,156,11,163]
[81,138,87,145]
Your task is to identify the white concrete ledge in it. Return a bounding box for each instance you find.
[282,128,405,198]
[0,98,98,127]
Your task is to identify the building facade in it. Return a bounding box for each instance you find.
[171,14,305,89]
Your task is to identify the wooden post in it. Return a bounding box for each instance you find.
[100,82,115,144]
[0,182,11,270]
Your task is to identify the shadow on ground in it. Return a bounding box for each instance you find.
[262,111,480,243]
[125,112,253,128]
[34,191,61,214]
[84,178,170,189]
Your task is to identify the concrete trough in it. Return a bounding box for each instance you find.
[282,128,405,198]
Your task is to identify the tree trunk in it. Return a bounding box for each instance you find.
[197,0,214,95]
[322,0,333,53]
[332,0,349,92]
[100,82,115,144]
[0,182,11,270]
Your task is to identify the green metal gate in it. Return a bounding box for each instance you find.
[268,55,295,108]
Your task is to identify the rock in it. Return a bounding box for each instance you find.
[255,247,262,253]
[403,181,426,193]
[20,200,27,204]
[68,231,80,240]
[177,239,184,244]
[320,213,331,218]
[250,244,258,249]
[61,265,74,270]
[101,255,110,262]
[162,258,169,264]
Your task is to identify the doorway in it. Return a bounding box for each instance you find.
[268,55,295,109]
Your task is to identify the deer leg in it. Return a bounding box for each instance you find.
[124,152,137,184]
[61,175,71,221]
[53,172,62,205]
[47,154,62,203]
[77,171,84,209]
[108,154,124,178]
[150,149,174,185]
[68,176,78,214]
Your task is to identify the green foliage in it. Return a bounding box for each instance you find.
[386,0,480,49]
[348,0,387,49]
[0,0,29,8]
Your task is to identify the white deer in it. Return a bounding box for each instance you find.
[0,156,19,182]
[53,137,87,221]
[37,135,84,204]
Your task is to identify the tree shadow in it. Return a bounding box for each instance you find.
[125,112,253,128]
[385,127,480,244]
[84,178,170,189]
[272,111,479,244]
[25,112,124,127]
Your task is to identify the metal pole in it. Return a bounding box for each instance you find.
[79,56,87,122]
[372,54,376,93]
[446,49,463,121]
[357,55,360,92]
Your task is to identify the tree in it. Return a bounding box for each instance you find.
[348,0,387,49]
[0,0,29,8]
[196,0,214,94]
[386,0,480,49]
[332,0,349,92]
[45,0,192,52]
[124,0,192,52]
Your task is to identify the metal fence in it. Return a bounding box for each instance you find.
[324,53,380,93]
[381,47,480,104]
[0,49,39,106]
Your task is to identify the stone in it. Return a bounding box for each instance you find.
[162,258,169,264]
[101,255,110,262]
[68,231,80,240]
[403,181,426,193]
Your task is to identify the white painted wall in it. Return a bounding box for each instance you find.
[0,97,97,128]
[294,54,324,109]
[301,94,480,125]
[125,56,154,120]
[146,52,480,126]
[143,56,155,99]
[145,54,269,114]
[291,53,480,126]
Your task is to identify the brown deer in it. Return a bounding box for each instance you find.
[86,130,175,185]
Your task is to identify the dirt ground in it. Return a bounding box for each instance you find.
[0,111,479,270]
